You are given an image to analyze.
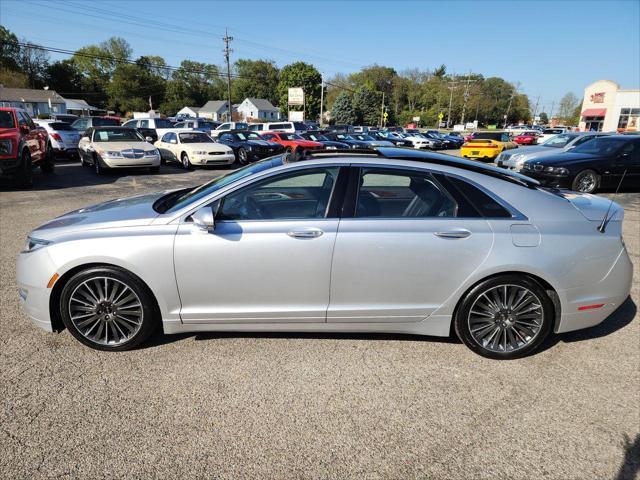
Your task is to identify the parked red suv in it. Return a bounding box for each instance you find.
[0,107,50,187]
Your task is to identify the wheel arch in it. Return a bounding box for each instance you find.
[450,270,561,337]
[49,262,162,333]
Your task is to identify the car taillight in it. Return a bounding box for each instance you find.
[51,133,62,141]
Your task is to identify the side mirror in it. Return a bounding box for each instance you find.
[145,136,154,142]
[191,207,215,232]
[20,125,30,134]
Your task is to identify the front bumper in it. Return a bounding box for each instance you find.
[556,246,633,333]
[192,153,235,165]
[521,170,572,188]
[0,155,20,175]
[16,248,58,332]
[101,155,161,168]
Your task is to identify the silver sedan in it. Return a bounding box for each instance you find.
[16,149,633,359]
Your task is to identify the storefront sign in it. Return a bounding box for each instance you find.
[590,92,605,103]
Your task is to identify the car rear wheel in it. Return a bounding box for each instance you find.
[454,274,554,359]
[14,149,33,188]
[59,266,158,351]
[572,169,600,194]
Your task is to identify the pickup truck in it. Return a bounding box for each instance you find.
[0,107,50,188]
[121,118,177,140]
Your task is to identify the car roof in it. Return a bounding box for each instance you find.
[92,126,135,130]
[301,148,540,188]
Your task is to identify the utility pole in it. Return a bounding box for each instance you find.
[460,70,472,127]
[531,95,540,124]
[504,84,519,128]
[549,100,555,122]
[446,76,458,128]
[223,28,233,122]
[319,73,324,127]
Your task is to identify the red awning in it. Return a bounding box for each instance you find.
[581,108,606,117]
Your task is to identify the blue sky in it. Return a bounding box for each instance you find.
[2,0,639,113]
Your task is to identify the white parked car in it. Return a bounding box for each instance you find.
[211,122,249,138]
[121,118,176,139]
[262,121,309,133]
[154,131,235,169]
[78,126,161,174]
[402,133,435,150]
[536,127,573,144]
[34,120,82,158]
[172,119,218,136]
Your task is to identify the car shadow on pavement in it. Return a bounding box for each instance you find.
[0,160,193,192]
[538,296,637,354]
[616,433,640,480]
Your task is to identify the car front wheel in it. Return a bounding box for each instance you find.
[181,152,192,170]
[454,274,554,359]
[238,147,249,165]
[59,266,158,351]
[572,169,600,194]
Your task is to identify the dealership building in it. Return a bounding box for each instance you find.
[579,80,640,132]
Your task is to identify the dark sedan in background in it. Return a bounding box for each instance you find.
[521,135,640,193]
[300,131,350,149]
[322,132,372,149]
[369,131,414,147]
[217,130,285,164]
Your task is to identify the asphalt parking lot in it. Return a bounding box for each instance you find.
[1,157,639,479]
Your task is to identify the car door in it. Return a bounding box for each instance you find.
[16,111,41,161]
[173,165,346,323]
[327,166,494,323]
[609,139,640,189]
[157,132,176,161]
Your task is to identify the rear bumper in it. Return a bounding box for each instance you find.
[556,246,633,333]
[460,148,501,160]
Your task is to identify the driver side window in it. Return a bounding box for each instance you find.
[218,167,340,221]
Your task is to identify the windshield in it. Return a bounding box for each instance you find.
[197,122,216,129]
[179,132,213,143]
[154,119,174,128]
[93,128,143,142]
[353,134,374,140]
[542,133,576,147]
[281,133,303,140]
[236,132,262,140]
[49,122,74,131]
[570,137,627,155]
[0,110,15,129]
[305,134,320,141]
[162,157,281,213]
[293,122,307,130]
[234,123,249,130]
[93,118,120,127]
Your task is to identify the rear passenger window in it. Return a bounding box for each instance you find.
[443,176,513,218]
[355,169,458,218]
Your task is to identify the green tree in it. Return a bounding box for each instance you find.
[433,64,447,78]
[539,112,549,124]
[44,60,83,95]
[107,59,167,114]
[232,59,279,104]
[558,92,580,125]
[160,60,224,115]
[277,61,321,120]
[353,86,380,126]
[0,26,21,71]
[17,41,49,88]
[0,69,28,88]
[331,91,356,125]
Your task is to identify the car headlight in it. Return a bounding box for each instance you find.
[522,163,532,171]
[325,145,337,150]
[192,150,208,155]
[0,139,13,155]
[144,149,159,157]
[511,154,523,161]
[22,237,53,254]
[104,151,123,158]
[544,166,569,175]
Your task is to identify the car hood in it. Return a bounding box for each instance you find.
[320,140,350,148]
[93,141,154,151]
[246,139,281,148]
[529,152,601,165]
[30,190,169,240]
[291,139,323,147]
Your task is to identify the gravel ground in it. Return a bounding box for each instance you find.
[1,158,638,480]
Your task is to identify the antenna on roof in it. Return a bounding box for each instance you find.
[597,169,627,233]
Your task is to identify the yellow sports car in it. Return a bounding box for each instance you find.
[460,131,518,161]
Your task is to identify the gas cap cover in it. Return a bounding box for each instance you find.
[510,224,541,247]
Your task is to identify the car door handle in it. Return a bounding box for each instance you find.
[287,228,324,239]
[434,229,471,239]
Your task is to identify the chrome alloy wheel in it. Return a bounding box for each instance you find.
[577,173,597,193]
[467,284,544,353]
[68,276,143,346]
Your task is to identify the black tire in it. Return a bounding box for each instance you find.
[454,274,554,360]
[181,152,192,170]
[80,152,89,167]
[59,266,159,351]
[572,169,600,194]
[238,147,249,165]
[14,149,33,188]
[41,144,55,173]
[149,166,160,173]
[94,155,107,175]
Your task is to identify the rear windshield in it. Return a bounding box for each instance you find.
[0,111,16,128]
[293,122,307,130]
[49,122,74,130]
[93,117,120,126]
[543,129,563,134]
[93,128,143,142]
[473,132,503,140]
[154,119,174,128]
[197,122,216,129]
[542,134,576,147]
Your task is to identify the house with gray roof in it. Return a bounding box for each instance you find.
[198,100,231,121]
[0,86,66,116]
[237,98,281,121]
